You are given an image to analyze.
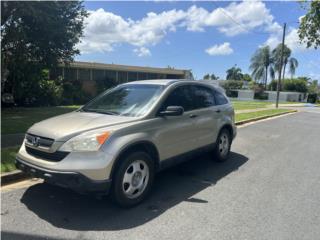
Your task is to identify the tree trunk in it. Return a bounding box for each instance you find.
[265,66,268,89]
[282,63,287,80]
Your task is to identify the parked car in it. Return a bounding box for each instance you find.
[16,79,236,207]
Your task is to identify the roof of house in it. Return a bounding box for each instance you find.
[62,61,189,75]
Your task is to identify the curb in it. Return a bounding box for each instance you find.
[235,110,297,126]
[1,170,29,186]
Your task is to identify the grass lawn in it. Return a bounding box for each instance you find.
[1,146,20,173]
[2,106,80,135]
[231,101,272,110]
[235,109,293,122]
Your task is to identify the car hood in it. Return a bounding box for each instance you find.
[27,111,138,141]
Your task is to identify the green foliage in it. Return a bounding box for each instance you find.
[1,147,19,173]
[221,80,243,90]
[1,1,88,106]
[269,78,308,93]
[307,80,319,103]
[226,66,243,80]
[203,74,210,80]
[272,44,298,79]
[242,74,253,82]
[250,46,274,87]
[298,1,320,49]
[203,73,219,80]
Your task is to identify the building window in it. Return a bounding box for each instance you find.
[128,72,138,82]
[78,69,91,81]
[118,71,128,83]
[93,69,105,82]
[138,72,147,80]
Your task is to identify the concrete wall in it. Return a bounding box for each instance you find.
[228,89,306,102]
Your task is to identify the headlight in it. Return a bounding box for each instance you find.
[60,130,112,152]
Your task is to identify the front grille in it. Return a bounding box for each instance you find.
[25,146,69,162]
[26,134,54,148]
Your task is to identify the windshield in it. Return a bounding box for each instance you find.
[81,84,165,117]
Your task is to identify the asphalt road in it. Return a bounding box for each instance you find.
[2,108,320,240]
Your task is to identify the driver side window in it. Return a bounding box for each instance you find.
[161,85,194,112]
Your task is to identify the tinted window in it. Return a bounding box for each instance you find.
[161,86,194,111]
[214,90,228,105]
[192,85,215,109]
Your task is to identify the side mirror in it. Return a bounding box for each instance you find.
[159,106,184,117]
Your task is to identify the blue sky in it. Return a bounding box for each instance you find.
[76,1,319,80]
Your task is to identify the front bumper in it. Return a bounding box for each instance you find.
[16,157,112,194]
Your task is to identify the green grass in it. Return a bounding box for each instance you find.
[231,101,272,110]
[235,109,293,122]
[1,146,19,173]
[2,106,80,135]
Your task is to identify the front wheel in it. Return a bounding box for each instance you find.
[213,129,231,162]
[111,151,154,207]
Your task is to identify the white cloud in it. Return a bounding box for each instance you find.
[78,8,185,54]
[264,27,308,52]
[133,47,151,57]
[205,42,233,56]
[78,1,282,54]
[184,1,276,36]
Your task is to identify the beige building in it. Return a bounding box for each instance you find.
[50,61,192,95]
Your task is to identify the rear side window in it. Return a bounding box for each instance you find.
[214,90,228,105]
[192,85,216,109]
[161,86,194,111]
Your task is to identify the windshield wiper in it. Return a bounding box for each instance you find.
[80,108,119,115]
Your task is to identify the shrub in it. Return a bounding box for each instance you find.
[269,78,308,92]
[221,80,243,90]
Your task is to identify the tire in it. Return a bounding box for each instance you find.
[213,128,231,162]
[111,151,155,207]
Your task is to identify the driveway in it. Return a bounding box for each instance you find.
[1,108,320,240]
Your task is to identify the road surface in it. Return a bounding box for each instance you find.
[2,108,320,240]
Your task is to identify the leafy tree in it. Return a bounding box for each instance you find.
[269,78,308,92]
[203,74,210,80]
[210,74,219,80]
[1,1,87,105]
[242,73,253,82]
[203,73,219,80]
[221,80,243,90]
[272,44,298,79]
[226,66,243,80]
[249,46,274,88]
[298,1,320,49]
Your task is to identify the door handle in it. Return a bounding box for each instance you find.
[215,109,221,113]
[189,114,198,118]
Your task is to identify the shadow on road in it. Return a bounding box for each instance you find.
[20,151,248,231]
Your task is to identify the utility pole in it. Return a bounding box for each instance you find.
[276,23,286,108]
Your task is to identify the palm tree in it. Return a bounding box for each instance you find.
[249,46,274,88]
[226,65,243,80]
[289,57,299,78]
[272,44,298,79]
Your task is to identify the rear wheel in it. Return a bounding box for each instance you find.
[111,151,154,207]
[213,129,231,162]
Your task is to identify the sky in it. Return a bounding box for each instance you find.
[76,1,319,80]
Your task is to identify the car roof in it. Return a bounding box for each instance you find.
[123,79,190,86]
[122,79,224,92]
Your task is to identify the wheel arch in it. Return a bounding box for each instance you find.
[110,140,160,180]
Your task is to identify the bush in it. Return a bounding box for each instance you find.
[225,90,239,98]
[269,78,308,92]
[221,80,243,90]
